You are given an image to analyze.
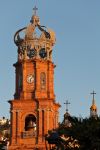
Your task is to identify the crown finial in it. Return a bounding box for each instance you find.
[14,7,56,62]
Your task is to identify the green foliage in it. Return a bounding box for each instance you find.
[57,116,100,150]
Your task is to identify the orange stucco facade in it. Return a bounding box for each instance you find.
[8,8,60,150]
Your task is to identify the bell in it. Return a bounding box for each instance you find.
[27,120,34,131]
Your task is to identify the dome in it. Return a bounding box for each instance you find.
[64,112,70,119]
[90,104,97,110]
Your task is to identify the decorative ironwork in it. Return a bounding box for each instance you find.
[27,48,37,58]
[39,48,47,58]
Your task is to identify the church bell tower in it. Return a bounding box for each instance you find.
[8,7,60,150]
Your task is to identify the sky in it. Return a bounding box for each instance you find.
[0,0,100,121]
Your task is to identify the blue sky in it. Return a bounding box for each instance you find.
[0,0,100,121]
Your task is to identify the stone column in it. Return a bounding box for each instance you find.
[47,109,50,132]
[16,110,21,144]
[10,110,17,145]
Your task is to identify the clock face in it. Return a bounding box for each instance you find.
[27,49,37,58]
[27,74,34,83]
[39,48,47,58]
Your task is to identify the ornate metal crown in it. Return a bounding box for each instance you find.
[14,10,56,61]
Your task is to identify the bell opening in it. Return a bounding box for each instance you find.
[25,114,36,131]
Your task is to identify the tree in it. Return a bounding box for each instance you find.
[57,116,100,150]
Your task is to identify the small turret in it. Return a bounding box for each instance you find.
[63,100,71,127]
[90,90,98,118]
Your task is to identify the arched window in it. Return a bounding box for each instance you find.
[25,114,36,131]
[40,72,46,90]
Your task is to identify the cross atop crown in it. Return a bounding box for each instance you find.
[33,6,38,16]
